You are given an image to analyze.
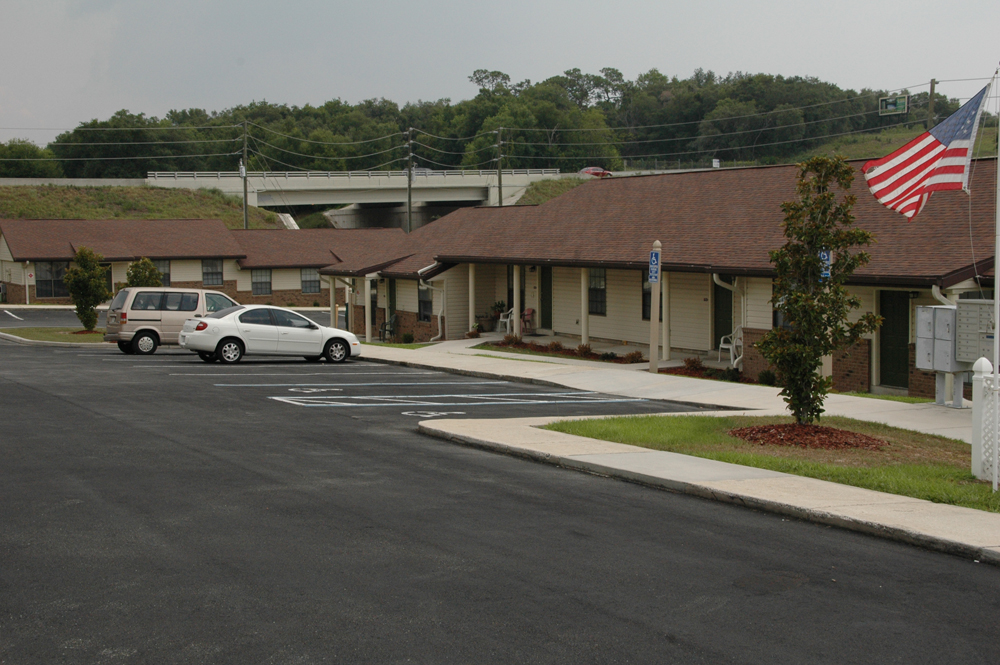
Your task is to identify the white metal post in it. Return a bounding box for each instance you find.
[649,240,661,373]
[972,358,991,479]
[662,271,670,361]
[994,109,1000,490]
[513,265,521,337]
[468,263,476,333]
[364,277,372,343]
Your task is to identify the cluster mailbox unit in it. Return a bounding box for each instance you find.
[956,299,995,365]
[916,305,970,408]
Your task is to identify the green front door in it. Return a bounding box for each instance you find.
[713,277,733,349]
[388,279,396,316]
[540,267,552,329]
[879,291,910,388]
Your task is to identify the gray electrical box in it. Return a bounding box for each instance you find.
[956,299,995,364]
[916,306,970,373]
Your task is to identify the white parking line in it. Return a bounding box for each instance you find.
[3,310,24,320]
[169,371,442,377]
[268,391,647,408]
[214,381,508,387]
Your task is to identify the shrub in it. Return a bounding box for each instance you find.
[758,369,777,386]
[527,342,546,352]
[313,301,321,307]
[125,257,162,288]
[683,356,705,370]
[63,246,111,331]
[547,341,564,353]
[599,352,618,361]
[719,367,741,382]
[401,333,415,344]
[502,334,522,346]
[622,350,645,364]
[466,329,481,339]
[576,343,594,358]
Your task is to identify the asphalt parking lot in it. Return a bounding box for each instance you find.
[3,341,999,663]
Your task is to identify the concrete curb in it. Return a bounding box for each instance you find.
[418,421,1000,567]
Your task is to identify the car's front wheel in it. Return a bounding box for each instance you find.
[216,339,244,364]
[132,332,158,355]
[198,351,217,363]
[117,341,135,355]
[324,338,349,363]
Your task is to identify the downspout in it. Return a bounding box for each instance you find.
[931,285,956,306]
[24,262,30,305]
[336,277,354,331]
[420,278,445,342]
[712,273,745,327]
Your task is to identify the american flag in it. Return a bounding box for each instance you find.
[863,84,991,220]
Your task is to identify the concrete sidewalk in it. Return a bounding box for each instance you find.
[359,340,1000,565]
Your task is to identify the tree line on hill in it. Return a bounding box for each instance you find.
[0,68,968,179]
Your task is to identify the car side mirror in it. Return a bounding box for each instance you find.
[308,323,318,329]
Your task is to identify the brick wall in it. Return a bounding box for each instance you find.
[349,305,387,338]
[741,328,771,380]
[832,339,870,393]
[232,289,344,307]
[396,310,443,343]
[171,280,239,302]
[908,344,936,399]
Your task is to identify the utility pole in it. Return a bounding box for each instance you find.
[496,127,503,207]
[926,79,937,130]
[406,128,413,233]
[242,119,249,230]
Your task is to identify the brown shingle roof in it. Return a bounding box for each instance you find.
[0,219,245,262]
[423,158,997,287]
[316,228,413,276]
[233,228,406,269]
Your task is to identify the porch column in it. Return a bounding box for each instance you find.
[328,277,338,328]
[468,264,476,332]
[580,268,589,345]
[661,271,670,361]
[513,264,522,336]
[364,276,372,343]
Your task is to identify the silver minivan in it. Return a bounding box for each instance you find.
[104,287,239,354]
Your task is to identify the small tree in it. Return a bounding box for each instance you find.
[126,257,163,287]
[63,247,111,331]
[757,156,882,424]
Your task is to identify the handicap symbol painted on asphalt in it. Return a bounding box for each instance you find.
[401,411,467,418]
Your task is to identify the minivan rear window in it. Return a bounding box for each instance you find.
[109,290,129,311]
[131,292,163,311]
[163,292,199,312]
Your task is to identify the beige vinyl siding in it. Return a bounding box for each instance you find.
[551,267,583,335]
[111,263,128,287]
[396,279,419,312]
[669,272,712,351]
[236,268,250,292]
[475,264,504,315]
[170,260,204,283]
[443,265,469,340]
[271,269,300,292]
[223,259,239,281]
[745,277,773,330]
[585,268,645,342]
[0,236,13,262]
[846,286,877,339]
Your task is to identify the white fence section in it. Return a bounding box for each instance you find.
[971,358,999,490]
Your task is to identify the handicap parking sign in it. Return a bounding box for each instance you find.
[819,250,831,281]
[649,250,660,283]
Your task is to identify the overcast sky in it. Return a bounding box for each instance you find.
[2,0,999,145]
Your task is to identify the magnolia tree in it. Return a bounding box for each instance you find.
[126,257,163,287]
[63,247,111,331]
[757,156,882,424]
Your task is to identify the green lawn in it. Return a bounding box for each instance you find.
[0,327,109,343]
[837,391,932,404]
[545,414,1000,513]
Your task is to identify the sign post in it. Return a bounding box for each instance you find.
[649,240,661,374]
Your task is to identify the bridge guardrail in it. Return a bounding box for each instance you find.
[148,169,560,180]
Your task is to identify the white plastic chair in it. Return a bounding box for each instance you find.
[718,325,744,367]
[498,308,514,334]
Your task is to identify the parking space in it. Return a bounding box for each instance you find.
[66,347,698,424]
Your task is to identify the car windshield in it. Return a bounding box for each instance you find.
[207,305,244,319]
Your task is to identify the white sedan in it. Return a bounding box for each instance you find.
[178,304,362,364]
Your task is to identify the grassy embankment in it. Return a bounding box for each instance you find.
[791,125,998,162]
[515,177,589,205]
[0,185,281,229]
[546,414,1000,512]
[0,328,108,343]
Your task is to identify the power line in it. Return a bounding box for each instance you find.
[46,137,241,147]
[249,136,406,161]
[411,140,496,155]
[411,153,497,170]
[248,121,404,145]
[0,151,240,162]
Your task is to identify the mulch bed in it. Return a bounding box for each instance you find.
[729,424,888,451]
[70,330,103,335]
[660,365,758,384]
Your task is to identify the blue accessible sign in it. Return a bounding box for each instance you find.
[648,250,660,283]
[819,250,831,281]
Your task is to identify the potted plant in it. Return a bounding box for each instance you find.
[467,322,481,339]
